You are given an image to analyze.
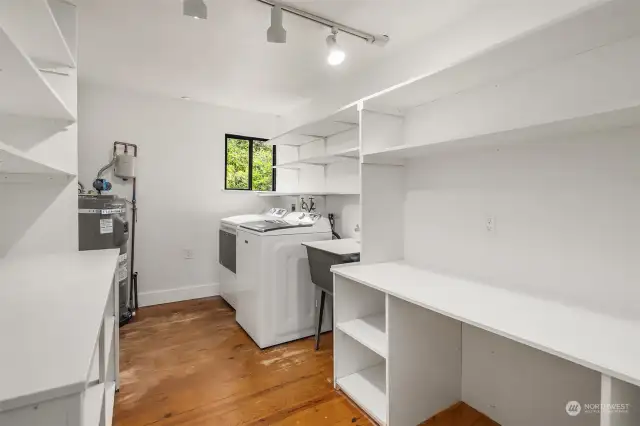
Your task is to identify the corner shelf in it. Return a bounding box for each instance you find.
[0,0,76,68]
[0,26,75,127]
[337,363,387,425]
[268,104,359,146]
[273,147,359,169]
[337,314,387,358]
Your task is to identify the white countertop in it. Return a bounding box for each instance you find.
[332,261,640,387]
[302,238,360,255]
[0,249,120,411]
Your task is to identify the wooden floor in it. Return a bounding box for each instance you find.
[115,297,498,426]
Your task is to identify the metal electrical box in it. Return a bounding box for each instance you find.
[114,153,136,179]
[78,195,129,320]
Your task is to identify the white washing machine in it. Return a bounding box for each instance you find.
[219,208,287,309]
[235,212,332,349]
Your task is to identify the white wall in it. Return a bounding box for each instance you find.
[78,83,279,306]
[404,126,640,320]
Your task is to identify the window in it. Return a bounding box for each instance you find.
[225,134,276,191]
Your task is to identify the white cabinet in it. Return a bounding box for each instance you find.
[0,250,121,426]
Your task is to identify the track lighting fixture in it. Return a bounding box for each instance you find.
[267,3,287,43]
[183,0,207,20]
[326,29,345,66]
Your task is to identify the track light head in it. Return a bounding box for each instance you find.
[267,3,287,43]
[326,29,345,66]
[183,0,207,20]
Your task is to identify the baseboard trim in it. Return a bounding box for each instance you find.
[138,283,220,307]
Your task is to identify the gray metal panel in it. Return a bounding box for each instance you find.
[219,229,236,273]
[78,195,129,316]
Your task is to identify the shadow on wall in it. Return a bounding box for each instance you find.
[0,178,71,256]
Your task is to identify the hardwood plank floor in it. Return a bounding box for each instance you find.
[115,297,498,426]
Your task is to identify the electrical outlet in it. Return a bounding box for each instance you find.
[486,216,496,233]
[183,249,195,259]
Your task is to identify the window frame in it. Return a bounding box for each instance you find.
[224,133,277,192]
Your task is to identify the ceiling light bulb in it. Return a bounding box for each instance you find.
[326,31,345,66]
[267,3,287,43]
[183,0,207,20]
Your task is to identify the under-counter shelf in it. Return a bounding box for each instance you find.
[82,384,105,426]
[105,382,116,426]
[337,314,387,358]
[332,261,640,388]
[336,364,387,425]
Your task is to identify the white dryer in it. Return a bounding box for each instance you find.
[235,212,332,349]
[219,208,287,309]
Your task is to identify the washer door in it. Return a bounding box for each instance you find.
[219,229,236,273]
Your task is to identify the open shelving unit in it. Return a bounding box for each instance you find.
[331,1,640,425]
[271,104,361,196]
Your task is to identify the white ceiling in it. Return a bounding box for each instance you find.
[76,0,484,115]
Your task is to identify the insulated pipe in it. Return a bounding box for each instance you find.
[255,0,389,46]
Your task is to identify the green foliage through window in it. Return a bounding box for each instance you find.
[225,135,275,191]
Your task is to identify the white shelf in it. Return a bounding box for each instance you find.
[0,141,75,181]
[274,147,359,169]
[0,26,75,124]
[0,0,75,68]
[256,191,360,197]
[105,382,116,426]
[268,104,358,146]
[0,249,120,412]
[363,0,640,114]
[332,261,640,387]
[337,315,387,358]
[337,364,387,425]
[83,383,104,426]
[363,104,640,164]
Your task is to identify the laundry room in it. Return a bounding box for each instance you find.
[1,1,640,426]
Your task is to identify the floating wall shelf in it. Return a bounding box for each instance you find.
[0,0,76,68]
[273,147,359,169]
[0,27,75,127]
[0,142,75,182]
[268,104,359,146]
[256,191,360,197]
[363,103,640,164]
